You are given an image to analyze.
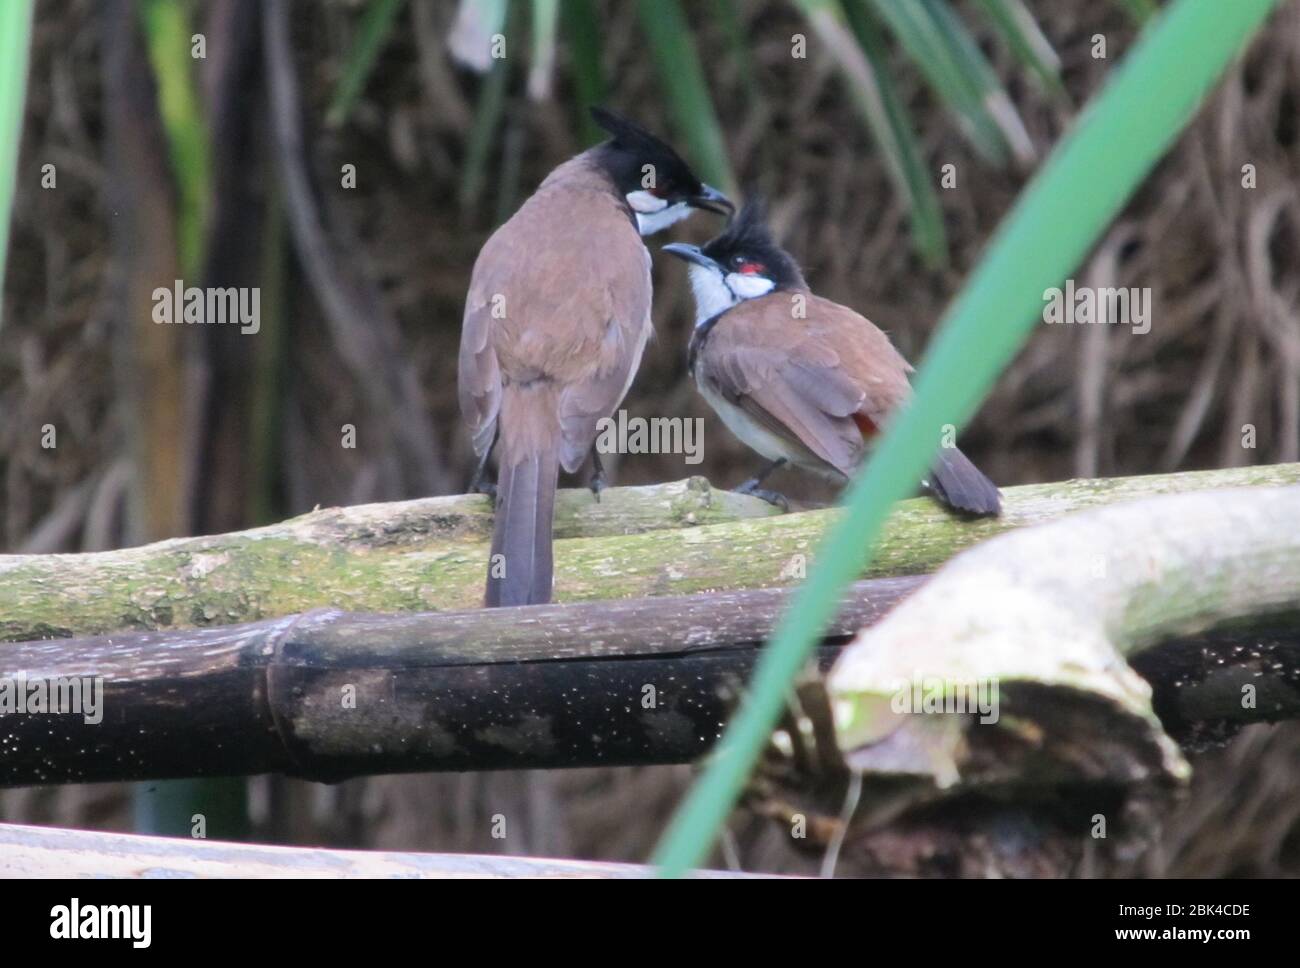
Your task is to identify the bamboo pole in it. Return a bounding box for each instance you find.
[2,574,1295,787]
[0,580,912,787]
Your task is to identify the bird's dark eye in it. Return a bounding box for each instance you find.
[731,254,745,267]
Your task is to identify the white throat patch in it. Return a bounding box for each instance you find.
[685,264,776,326]
[626,192,694,236]
[626,190,666,214]
[686,263,738,326]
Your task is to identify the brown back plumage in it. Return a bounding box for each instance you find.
[695,291,911,474]
[694,290,1000,515]
[680,198,998,516]
[459,153,654,605]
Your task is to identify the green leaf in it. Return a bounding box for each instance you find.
[561,0,607,144]
[634,0,736,195]
[921,0,1035,165]
[976,0,1066,99]
[862,0,1006,164]
[326,0,407,128]
[860,0,1036,167]
[140,0,212,277]
[1114,0,1160,23]
[0,0,34,332]
[652,0,1283,878]
[459,56,510,214]
[795,0,946,267]
[527,0,560,101]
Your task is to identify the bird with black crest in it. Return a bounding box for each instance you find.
[459,108,733,607]
[664,199,1000,516]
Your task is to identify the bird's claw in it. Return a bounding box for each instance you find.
[469,470,497,501]
[589,468,607,503]
[736,479,789,512]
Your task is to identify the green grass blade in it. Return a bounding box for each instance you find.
[709,0,761,101]
[561,0,607,143]
[326,0,407,128]
[140,0,211,278]
[863,0,1008,164]
[634,0,736,195]
[921,0,1035,164]
[1114,0,1160,23]
[796,0,946,268]
[459,56,510,214]
[137,0,235,840]
[0,0,34,332]
[527,0,560,100]
[976,0,1066,98]
[652,0,1282,877]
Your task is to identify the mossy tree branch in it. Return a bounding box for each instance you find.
[2,465,1297,642]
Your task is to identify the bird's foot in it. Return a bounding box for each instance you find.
[468,431,499,501]
[588,449,608,502]
[468,470,497,501]
[736,478,790,512]
[588,466,607,503]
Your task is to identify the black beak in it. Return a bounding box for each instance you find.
[662,242,721,271]
[688,184,734,218]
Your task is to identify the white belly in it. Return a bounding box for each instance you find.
[697,372,849,482]
[698,378,803,464]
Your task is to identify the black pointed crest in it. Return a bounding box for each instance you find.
[588,106,704,197]
[700,197,806,290]
[590,107,679,160]
[705,198,774,255]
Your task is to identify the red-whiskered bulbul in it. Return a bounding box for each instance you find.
[664,201,1000,516]
[459,108,733,607]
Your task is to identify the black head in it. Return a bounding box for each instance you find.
[698,200,805,290]
[662,199,807,324]
[589,107,733,233]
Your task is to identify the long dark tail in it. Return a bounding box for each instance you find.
[485,452,558,606]
[927,446,1001,517]
[484,393,560,606]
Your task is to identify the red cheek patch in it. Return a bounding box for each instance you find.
[739,262,765,275]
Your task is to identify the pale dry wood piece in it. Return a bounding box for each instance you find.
[831,483,1300,788]
[0,823,768,878]
[754,483,1300,877]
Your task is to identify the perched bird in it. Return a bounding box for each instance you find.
[664,201,1000,516]
[459,108,733,607]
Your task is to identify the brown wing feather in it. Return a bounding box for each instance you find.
[458,156,653,471]
[557,244,652,472]
[458,284,503,457]
[698,291,913,476]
